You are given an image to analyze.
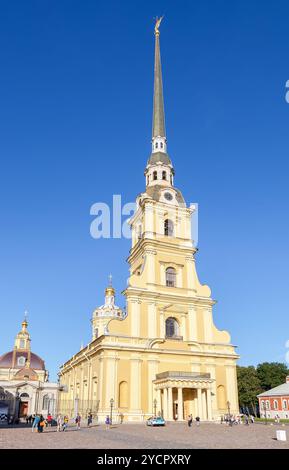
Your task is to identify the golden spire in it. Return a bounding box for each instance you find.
[152,16,166,140]
[105,274,115,297]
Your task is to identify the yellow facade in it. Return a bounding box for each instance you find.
[58,21,239,422]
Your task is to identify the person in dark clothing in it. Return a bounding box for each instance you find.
[38,415,45,433]
[87,413,93,427]
[188,415,193,427]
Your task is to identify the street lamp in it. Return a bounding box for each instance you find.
[153,399,157,417]
[110,398,114,426]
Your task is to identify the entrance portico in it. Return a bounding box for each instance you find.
[154,371,214,421]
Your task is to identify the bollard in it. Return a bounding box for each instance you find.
[276,430,287,441]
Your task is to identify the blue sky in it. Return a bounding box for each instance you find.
[0,0,289,381]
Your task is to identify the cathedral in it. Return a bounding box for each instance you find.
[0,316,58,422]
[58,20,239,422]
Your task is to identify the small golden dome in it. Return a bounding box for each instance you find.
[105,286,115,297]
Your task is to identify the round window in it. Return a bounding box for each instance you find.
[164,192,173,201]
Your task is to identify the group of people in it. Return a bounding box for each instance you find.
[28,412,96,433]
[221,414,255,426]
[187,415,201,427]
[31,414,47,432]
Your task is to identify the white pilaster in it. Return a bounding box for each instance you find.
[206,388,212,421]
[188,307,198,342]
[147,302,157,338]
[167,387,173,421]
[197,387,202,419]
[177,387,184,421]
[129,357,142,413]
[163,388,168,419]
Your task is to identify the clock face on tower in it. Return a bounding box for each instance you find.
[164,192,173,201]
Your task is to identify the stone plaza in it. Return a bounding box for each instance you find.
[0,422,288,449]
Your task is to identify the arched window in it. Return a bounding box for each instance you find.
[274,400,278,410]
[42,394,50,410]
[217,385,226,409]
[17,356,26,367]
[166,267,176,287]
[119,381,128,408]
[164,219,174,236]
[162,171,167,180]
[261,400,265,410]
[153,171,157,181]
[283,400,288,410]
[147,175,149,185]
[20,340,25,349]
[155,142,158,149]
[165,317,179,338]
[266,400,270,410]
[160,142,163,149]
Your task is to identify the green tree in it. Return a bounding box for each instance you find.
[256,362,289,391]
[237,365,262,415]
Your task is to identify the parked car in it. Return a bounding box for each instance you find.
[146,416,165,426]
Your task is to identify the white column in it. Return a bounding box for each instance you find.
[206,389,212,421]
[167,387,173,421]
[177,387,184,421]
[197,388,202,419]
[202,389,207,420]
[156,388,161,416]
[163,388,168,419]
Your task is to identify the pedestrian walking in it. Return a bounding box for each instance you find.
[188,414,193,427]
[62,415,69,431]
[38,415,45,433]
[196,416,200,426]
[47,413,52,427]
[57,414,63,432]
[105,415,110,430]
[32,414,40,432]
[75,414,81,430]
[244,415,249,425]
[87,412,93,427]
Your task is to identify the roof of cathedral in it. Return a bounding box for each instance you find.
[147,151,172,166]
[145,184,185,205]
[0,351,45,370]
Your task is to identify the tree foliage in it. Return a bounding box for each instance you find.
[237,362,289,410]
[237,365,262,407]
[256,362,289,391]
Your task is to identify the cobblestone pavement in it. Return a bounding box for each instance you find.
[0,422,288,449]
